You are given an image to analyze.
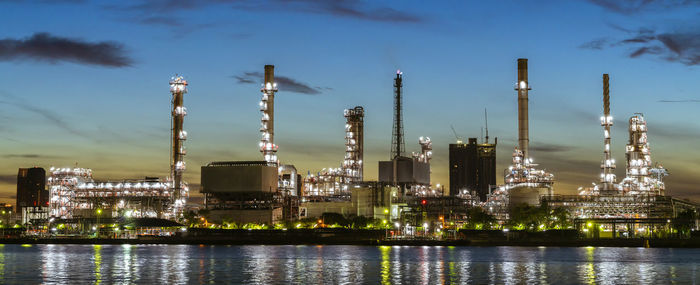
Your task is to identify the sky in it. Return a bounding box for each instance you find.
[1,0,700,204]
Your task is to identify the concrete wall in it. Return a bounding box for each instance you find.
[300,201,353,218]
[201,164,277,193]
[378,158,430,185]
[208,208,282,225]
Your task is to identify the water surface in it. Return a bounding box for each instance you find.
[0,244,697,284]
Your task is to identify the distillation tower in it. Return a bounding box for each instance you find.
[303,106,365,197]
[343,106,364,184]
[170,75,188,208]
[621,114,668,195]
[599,74,618,193]
[259,65,279,165]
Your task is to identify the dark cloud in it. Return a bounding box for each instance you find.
[138,15,183,27]
[586,0,699,14]
[116,0,423,23]
[579,38,609,50]
[0,33,132,67]
[582,28,700,66]
[2,154,59,159]
[0,175,15,184]
[234,72,328,95]
[1,0,85,3]
[530,143,577,153]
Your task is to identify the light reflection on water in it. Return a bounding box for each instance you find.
[0,244,696,284]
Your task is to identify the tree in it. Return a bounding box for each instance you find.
[673,209,696,237]
[507,202,571,231]
[464,207,496,229]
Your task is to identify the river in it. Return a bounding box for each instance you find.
[0,244,697,284]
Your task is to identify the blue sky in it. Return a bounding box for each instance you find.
[1,0,700,203]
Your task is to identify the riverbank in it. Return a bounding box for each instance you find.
[3,237,700,248]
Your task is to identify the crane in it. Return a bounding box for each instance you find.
[450,125,464,144]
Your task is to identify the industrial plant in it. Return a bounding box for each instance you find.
[9,58,700,241]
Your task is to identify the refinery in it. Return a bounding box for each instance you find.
[9,59,700,242]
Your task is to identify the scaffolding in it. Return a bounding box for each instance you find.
[48,167,177,219]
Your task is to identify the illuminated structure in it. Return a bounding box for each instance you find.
[259,65,279,165]
[485,59,553,220]
[413,137,432,164]
[48,167,174,219]
[343,106,364,184]
[47,75,190,220]
[378,70,433,196]
[169,75,189,211]
[599,74,618,194]
[541,75,686,237]
[303,107,365,197]
[504,59,554,191]
[620,114,668,195]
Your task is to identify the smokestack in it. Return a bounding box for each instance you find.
[169,75,188,203]
[601,73,616,192]
[516,58,530,159]
[260,65,279,164]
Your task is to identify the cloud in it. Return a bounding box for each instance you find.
[586,0,699,14]
[0,93,92,139]
[581,28,700,66]
[0,33,132,67]
[530,143,576,153]
[115,0,423,23]
[137,15,183,27]
[658,99,700,103]
[2,154,60,159]
[0,175,15,184]
[579,38,609,50]
[234,72,328,95]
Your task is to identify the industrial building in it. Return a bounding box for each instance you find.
[45,75,191,223]
[17,167,48,210]
[378,71,433,196]
[300,182,401,220]
[17,167,49,224]
[484,59,555,221]
[449,137,497,200]
[540,74,696,237]
[200,65,299,224]
[303,106,365,197]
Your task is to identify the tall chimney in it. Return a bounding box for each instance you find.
[601,74,616,192]
[516,58,530,159]
[169,75,188,203]
[260,65,278,164]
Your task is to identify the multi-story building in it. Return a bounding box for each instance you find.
[17,167,48,210]
[449,138,497,201]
